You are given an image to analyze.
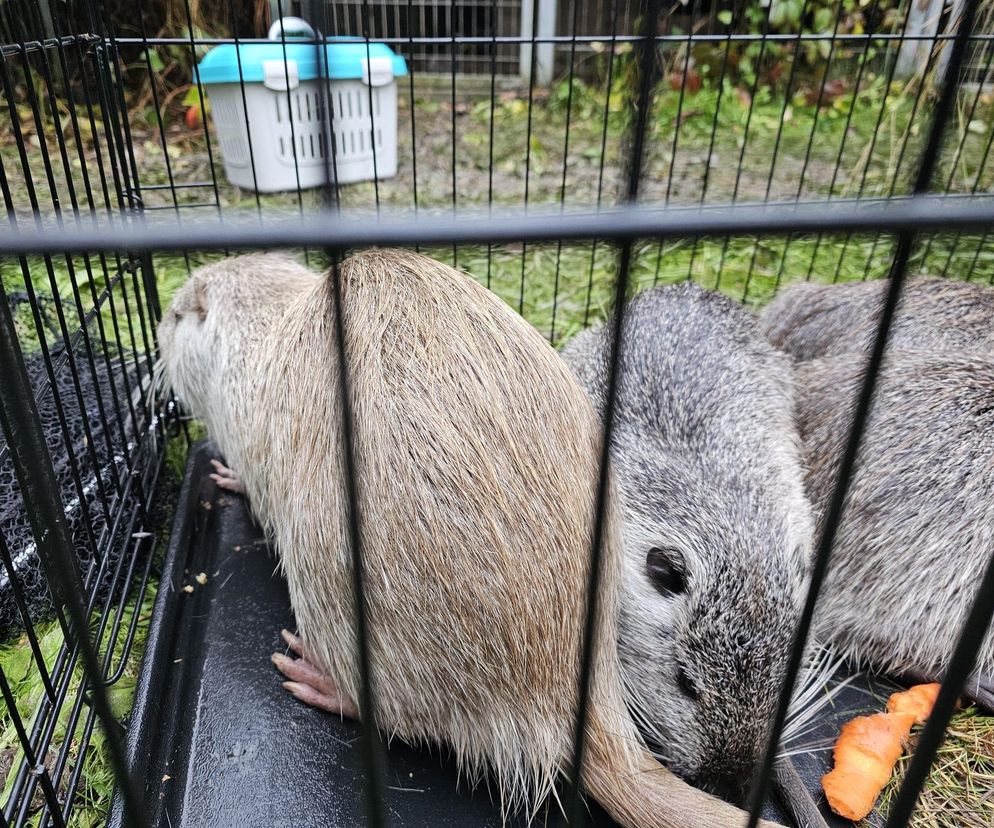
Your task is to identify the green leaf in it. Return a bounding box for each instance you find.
[145,47,164,74]
[814,8,834,31]
[181,86,203,108]
[717,10,733,25]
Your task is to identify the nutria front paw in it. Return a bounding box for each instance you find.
[210,459,246,495]
[272,628,359,718]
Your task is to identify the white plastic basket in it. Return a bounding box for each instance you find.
[197,20,406,193]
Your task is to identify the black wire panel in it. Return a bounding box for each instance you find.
[1,0,994,827]
[15,0,977,346]
[565,1,663,822]
[0,4,169,827]
[315,8,388,824]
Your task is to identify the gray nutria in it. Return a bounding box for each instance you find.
[795,349,994,703]
[560,282,815,803]
[759,276,994,362]
[157,251,783,828]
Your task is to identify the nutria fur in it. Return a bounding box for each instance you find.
[561,283,814,803]
[758,277,994,362]
[157,251,782,827]
[795,349,994,683]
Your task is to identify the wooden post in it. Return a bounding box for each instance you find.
[895,0,965,80]
[520,0,557,85]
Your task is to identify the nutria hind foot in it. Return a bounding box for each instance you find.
[272,628,359,718]
[210,458,246,495]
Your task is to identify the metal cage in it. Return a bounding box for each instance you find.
[1,0,993,825]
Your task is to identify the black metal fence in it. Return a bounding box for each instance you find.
[1,0,993,825]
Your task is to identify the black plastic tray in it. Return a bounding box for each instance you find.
[110,441,891,827]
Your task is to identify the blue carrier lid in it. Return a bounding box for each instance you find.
[196,20,408,85]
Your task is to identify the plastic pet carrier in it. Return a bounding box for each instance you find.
[196,18,408,192]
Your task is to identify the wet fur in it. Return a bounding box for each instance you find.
[561,283,814,802]
[157,252,782,828]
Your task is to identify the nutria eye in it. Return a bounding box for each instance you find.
[646,547,685,596]
[677,667,698,701]
[173,310,181,322]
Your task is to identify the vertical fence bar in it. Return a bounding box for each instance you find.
[581,1,624,323]
[882,548,994,827]
[566,0,662,823]
[316,21,387,828]
[548,0,581,344]
[745,1,981,824]
[450,0,458,266]
[517,0,541,312]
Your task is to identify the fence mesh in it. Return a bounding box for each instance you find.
[0,0,992,826]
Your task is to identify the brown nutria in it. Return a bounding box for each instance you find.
[157,250,782,828]
[758,276,994,362]
[560,283,817,804]
[794,349,994,708]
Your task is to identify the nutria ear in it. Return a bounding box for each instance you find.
[193,277,208,321]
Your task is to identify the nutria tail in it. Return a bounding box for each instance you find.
[583,707,784,828]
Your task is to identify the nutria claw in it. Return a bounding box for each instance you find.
[210,459,246,495]
[272,629,358,717]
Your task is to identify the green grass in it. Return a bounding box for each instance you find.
[866,709,994,828]
[0,585,156,827]
[412,230,991,349]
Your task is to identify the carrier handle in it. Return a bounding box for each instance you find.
[267,16,318,41]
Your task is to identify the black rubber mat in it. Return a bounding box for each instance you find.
[110,441,899,827]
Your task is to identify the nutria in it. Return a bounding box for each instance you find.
[157,251,782,827]
[560,283,815,804]
[758,277,994,362]
[795,349,994,706]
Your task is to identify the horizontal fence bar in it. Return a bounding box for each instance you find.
[95,33,994,48]
[2,196,994,255]
[0,29,980,57]
[137,182,219,192]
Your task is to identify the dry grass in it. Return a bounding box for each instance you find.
[866,709,994,828]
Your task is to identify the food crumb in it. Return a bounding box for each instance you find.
[182,584,194,594]
[195,572,208,585]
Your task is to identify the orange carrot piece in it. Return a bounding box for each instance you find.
[887,683,941,724]
[821,682,945,822]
